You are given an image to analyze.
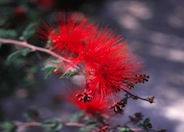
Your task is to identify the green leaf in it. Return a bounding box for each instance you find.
[0,18,6,26]
[140,118,152,129]
[0,29,17,39]
[6,48,31,63]
[42,119,62,132]
[79,124,96,132]
[118,126,133,132]
[59,71,79,79]
[19,23,36,40]
[41,65,56,79]
[122,97,128,105]
[1,121,16,132]
[51,59,61,63]
[24,107,39,121]
[70,111,84,122]
[143,118,150,125]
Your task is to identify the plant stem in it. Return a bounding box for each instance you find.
[16,121,41,128]
[0,38,80,70]
[15,121,85,128]
[64,122,85,127]
[123,89,152,103]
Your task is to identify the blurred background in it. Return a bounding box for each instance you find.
[0,0,184,132]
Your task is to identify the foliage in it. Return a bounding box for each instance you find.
[42,65,56,79]
[1,121,16,132]
[6,48,31,63]
[42,119,63,132]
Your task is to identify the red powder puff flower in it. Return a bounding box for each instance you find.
[37,12,98,72]
[38,12,96,60]
[85,49,141,97]
[80,28,142,98]
[69,90,109,115]
[62,87,109,114]
[38,12,146,101]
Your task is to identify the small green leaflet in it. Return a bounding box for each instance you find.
[1,121,17,132]
[41,65,56,79]
[138,118,152,130]
[19,23,36,40]
[59,71,79,79]
[122,97,128,105]
[79,123,96,132]
[143,118,150,125]
[6,48,31,63]
[118,126,133,132]
[0,18,6,26]
[70,111,84,122]
[41,119,62,132]
[0,29,17,39]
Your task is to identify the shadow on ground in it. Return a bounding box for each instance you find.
[95,0,184,131]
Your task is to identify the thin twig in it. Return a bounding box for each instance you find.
[123,89,153,103]
[15,121,161,132]
[0,38,80,70]
[15,121,85,128]
[64,122,85,127]
[129,128,143,131]
[16,121,41,128]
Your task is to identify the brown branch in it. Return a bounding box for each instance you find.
[123,89,154,103]
[16,121,41,128]
[0,38,80,70]
[116,126,143,132]
[15,121,143,131]
[15,121,85,128]
[64,122,85,127]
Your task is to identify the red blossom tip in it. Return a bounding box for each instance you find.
[75,90,93,103]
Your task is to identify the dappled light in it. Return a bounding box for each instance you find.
[167,6,184,28]
[149,44,184,63]
[118,14,141,30]
[97,0,184,131]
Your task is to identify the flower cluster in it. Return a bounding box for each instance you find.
[38,12,149,114]
[71,91,108,114]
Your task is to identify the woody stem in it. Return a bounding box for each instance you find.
[15,121,143,131]
[0,38,80,70]
[15,121,85,128]
[123,89,150,102]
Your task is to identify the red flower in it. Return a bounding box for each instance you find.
[38,12,96,60]
[69,90,109,114]
[38,12,145,100]
[80,28,141,97]
[85,52,141,97]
